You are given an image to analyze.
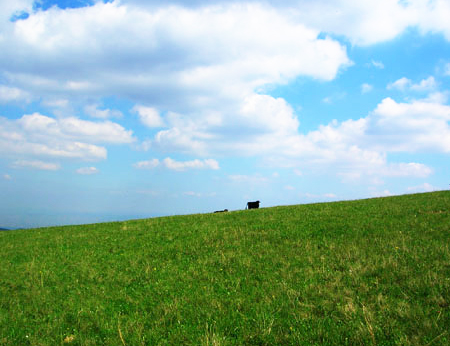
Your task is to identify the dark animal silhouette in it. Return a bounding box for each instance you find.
[214,209,228,213]
[246,201,260,209]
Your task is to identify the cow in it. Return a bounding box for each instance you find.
[246,201,260,209]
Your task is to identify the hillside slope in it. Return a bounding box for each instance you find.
[1,191,449,345]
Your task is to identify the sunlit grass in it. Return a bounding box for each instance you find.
[1,191,449,345]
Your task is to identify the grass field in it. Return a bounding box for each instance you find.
[1,191,449,345]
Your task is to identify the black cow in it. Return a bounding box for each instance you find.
[214,209,228,213]
[246,201,260,209]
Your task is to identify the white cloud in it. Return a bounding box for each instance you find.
[133,105,165,128]
[3,174,12,180]
[0,113,134,161]
[0,1,350,111]
[277,0,413,46]
[407,182,437,193]
[42,98,69,108]
[370,189,393,198]
[269,0,450,46]
[151,94,302,156]
[150,0,450,45]
[370,60,385,69]
[0,85,31,103]
[57,117,133,144]
[239,94,299,136]
[2,0,354,166]
[412,0,450,41]
[133,158,160,169]
[1,1,448,186]
[381,162,432,178]
[133,157,219,171]
[0,0,33,31]
[263,96,445,181]
[12,159,60,171]
[324,193,337,198]
[148,93,442,181]
[302,192,337,199]
[1,0,450,114]
[163,157,219,171]
[368,97,450,152]
[410,76,437,92]
[76,167,99,175]
[387,77,411,91]
[84,104,122,119]
[423,91,449,104]
[361,83,373,94]
[387,76,437,92]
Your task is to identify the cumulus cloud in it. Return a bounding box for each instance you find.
[0,113,134,161]
[302,192,337,199]
[133,158,160,169]
[369,189,394,198]
[133,157,219,171]
[368,97,450,152]
[133,106,165,128]
[1,0,449,184]
[381,162,432,178]
[268,0,450,46]
[412,0,450,41]
[144,91,443,181]
[387,77,412,91]
[2,0,450,113]
[370,60,385,69]
[42,98,69,109]
[76,167,99,175]
[0,1,350,110]
[262,95,446,180]
[387,76,437,92]
[12,159,60,170]
[163,157,219,171]
[84,104,123,119]
[0,85,31,103]
[407,182,438,193]
[410,76,437,92]
[0,0,351,174]
[151,94,301,157]
[0,0,33,30]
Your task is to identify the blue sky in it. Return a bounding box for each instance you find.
[1,0,450,228]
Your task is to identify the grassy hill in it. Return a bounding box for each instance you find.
[1,191,449,345]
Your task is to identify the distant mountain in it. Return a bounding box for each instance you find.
[0,228,10,231]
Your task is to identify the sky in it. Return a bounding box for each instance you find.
[1,0,450,228]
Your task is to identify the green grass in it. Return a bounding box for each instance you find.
[1,191,449,345]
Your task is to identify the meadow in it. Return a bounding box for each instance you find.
[1,191,449,345]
